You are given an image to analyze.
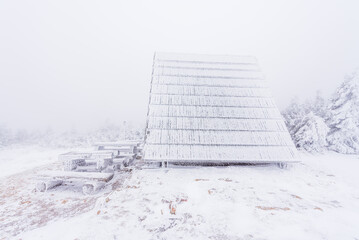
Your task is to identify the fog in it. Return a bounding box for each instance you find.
[1,0,358,131]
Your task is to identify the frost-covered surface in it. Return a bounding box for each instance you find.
[150,95,277,107]
[1,148,358,239]
[145,53,298,163]
[148,105,282,119]
[148,117,288,131]
[152,75,268,88]
[144,145,297,162]
[151,85,272,97]
[153,66,264,79]
[0,146,71,178]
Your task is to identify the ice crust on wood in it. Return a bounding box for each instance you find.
[151,85,272,97]
[148,117,288,131]
[144,53,298,163]
[144,145,297,162]
[149,105,282,119]
[36,180,63,192]
[152,76,267,87]
[150,95,277,107]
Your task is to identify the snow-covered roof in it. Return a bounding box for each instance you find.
[144,53,299,164]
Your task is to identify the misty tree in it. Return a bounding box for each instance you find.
[293,112,329,152]
[327,70,359,153]
[0,126,12,147]
[309,91,328,119]
[282,93,329,152]
[281,97,306,137]
[0,121,144,148]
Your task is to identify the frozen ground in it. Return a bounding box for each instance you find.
[1,147,359,240]
[0,145,90,178]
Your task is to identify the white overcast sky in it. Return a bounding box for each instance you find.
[0,0,358,131]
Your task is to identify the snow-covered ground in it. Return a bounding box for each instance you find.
[0,145,90,178]
[1,147,359,240]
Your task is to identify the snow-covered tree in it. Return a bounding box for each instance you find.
[282,93,329,152]
[327,71,359,125]
[310,91,328,119]
[293,112,329,152]
[327,118,359,154]
[327,70,359,153]
[282,97,306,137]
[0,126,12,147]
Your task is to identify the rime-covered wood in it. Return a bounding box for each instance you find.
[144,53,298,164]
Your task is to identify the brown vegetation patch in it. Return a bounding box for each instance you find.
[178,198,188,203]
[291,194,302,199]
[208,188,216,195]
[195,179,209,182]
[256,206,290,211]
[169,203,176,215]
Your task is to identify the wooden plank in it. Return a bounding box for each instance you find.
[100,146,134,151]
[59,151,115,160]
[38,171,114,182]
[63,159,86,171]
[94,141,141,148]
[36,180,63,192]
[118,153,136,158]
[75,165,98,172]
[82,182,106,195]
[59,152,91,161]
